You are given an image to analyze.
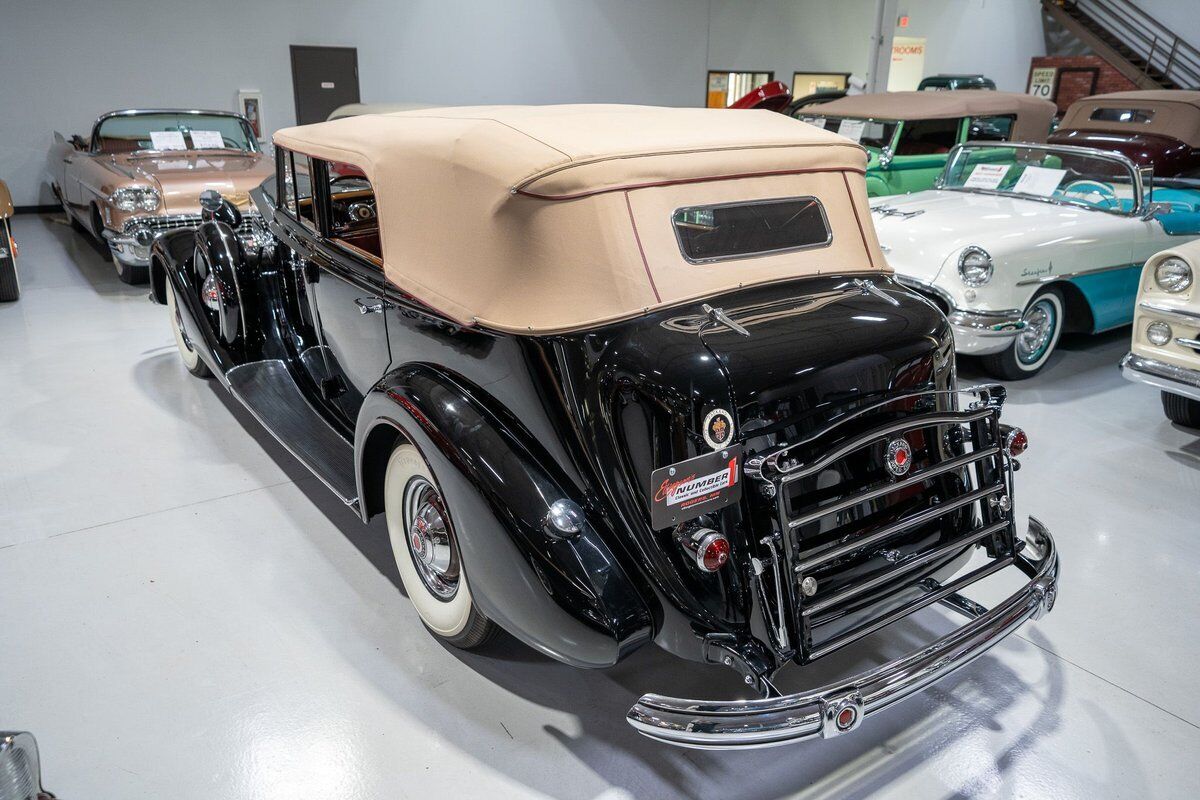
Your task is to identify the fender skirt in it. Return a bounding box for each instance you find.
[357,366,654,668]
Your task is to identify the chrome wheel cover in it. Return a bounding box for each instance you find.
[1015,298,1057,365]
[402,477,460,600]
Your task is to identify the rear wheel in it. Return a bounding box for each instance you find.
[981,289,1064,380]
[384,443,497,649]
[165,278,212,378]
[1162,391,1200,429]
[0,252,18,302]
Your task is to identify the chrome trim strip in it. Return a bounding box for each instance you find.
[1140,301,1200,323]
[788,446,999,530]
[1176,337,1200,349]
[1015,261,1140,286]
[803,519,1009,616]
[790,483,1002,575]
[1120,352,1200,403]
[626,520,1057,749]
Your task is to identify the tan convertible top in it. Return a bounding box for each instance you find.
[274,105,886,333]
[1058,90,1200,147]
[812,91,1056,143]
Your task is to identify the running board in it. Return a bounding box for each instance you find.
[226,359,359,506]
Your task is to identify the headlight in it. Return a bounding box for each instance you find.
[958,246,994,287]
[109,187,160,212]
[1154,257,1193,293]
[1146,321,1172,346]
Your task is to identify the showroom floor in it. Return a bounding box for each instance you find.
[2,213,1198,799]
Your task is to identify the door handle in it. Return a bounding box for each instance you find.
[355,296,392,315]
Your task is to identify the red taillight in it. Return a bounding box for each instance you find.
[1005,427,1028,457]
[680,528,731,572]
[700,535,730,571]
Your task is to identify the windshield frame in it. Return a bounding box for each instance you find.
[89,109,259,156]
[794,114,901,152]
[935,141,1146,217]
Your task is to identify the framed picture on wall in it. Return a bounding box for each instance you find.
[238,90,264,142]
[791,72,850,98]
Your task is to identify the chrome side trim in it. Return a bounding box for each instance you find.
[1015,261,1140,287]
[626,519,1058,749]
[1120,352,1200,403]
[1140,301,1200,323]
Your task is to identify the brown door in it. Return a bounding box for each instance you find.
[290,45,361,125]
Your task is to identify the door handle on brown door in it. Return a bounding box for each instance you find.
[354,296,391,314]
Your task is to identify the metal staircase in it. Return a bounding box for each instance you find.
[1041,0,1200,89]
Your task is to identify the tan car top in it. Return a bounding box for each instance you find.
[0,180,12,218]
[1058,90,1200,147]
[811,91,1057,143]
[273,105,887,334]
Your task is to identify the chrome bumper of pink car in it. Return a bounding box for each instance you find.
[626,519,1058,749]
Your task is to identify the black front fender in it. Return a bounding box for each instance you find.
[356,364,653,668]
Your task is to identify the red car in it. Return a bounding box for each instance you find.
[1049,90,1200,178]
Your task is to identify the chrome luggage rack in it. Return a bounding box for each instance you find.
[743,384,1016,662]
[626,384,1059,749]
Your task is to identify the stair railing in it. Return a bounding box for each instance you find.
[1065,0,1200,88]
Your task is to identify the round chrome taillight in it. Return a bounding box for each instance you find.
[1005,427,1028,457]
[679,527,730,572]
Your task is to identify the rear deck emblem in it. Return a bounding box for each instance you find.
[703,409,734,450]
[885,438,912,476]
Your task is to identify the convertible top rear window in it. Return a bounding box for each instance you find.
[1089,107,1155,124]
[672,197,832,263]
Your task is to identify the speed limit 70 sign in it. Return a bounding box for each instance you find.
[1028,67,1058,99]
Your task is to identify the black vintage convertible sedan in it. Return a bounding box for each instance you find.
[149,105,1059,748]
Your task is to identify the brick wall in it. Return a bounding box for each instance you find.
[1027,56,1137,113]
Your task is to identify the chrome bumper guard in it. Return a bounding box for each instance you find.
[1121,352,1200,403]
[627,518,1058,749]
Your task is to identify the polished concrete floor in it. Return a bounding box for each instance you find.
[2,213,1198,799]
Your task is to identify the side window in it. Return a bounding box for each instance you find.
[325,160,382,264]
[293,154,317,230]
[968,115,1015,142]
[894,118,960,156]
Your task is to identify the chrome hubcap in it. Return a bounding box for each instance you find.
[1015,299,1056,365]
[402,477,459,600]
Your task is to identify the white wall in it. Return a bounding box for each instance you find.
[897,0,1046,92]
[707,0,884,92]
[0,0,710,205]
[707,0,1047,96]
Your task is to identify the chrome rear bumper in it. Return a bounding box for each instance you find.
[626,518,1058,749]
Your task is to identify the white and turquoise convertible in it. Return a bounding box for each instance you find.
[872,142,1200,378]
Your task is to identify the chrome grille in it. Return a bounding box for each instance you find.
[121,213,267,241]
[746,385,1016,663]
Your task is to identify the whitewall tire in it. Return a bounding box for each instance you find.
[166,278,212,378]
[982,289,1064,380]
[384,443,496,648]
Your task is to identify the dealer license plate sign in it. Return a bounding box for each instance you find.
[648,445,742,529]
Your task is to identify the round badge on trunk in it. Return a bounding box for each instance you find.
[885,438,912,476]
[702,408,734,450]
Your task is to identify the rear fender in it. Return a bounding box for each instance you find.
[356,364,654,668]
